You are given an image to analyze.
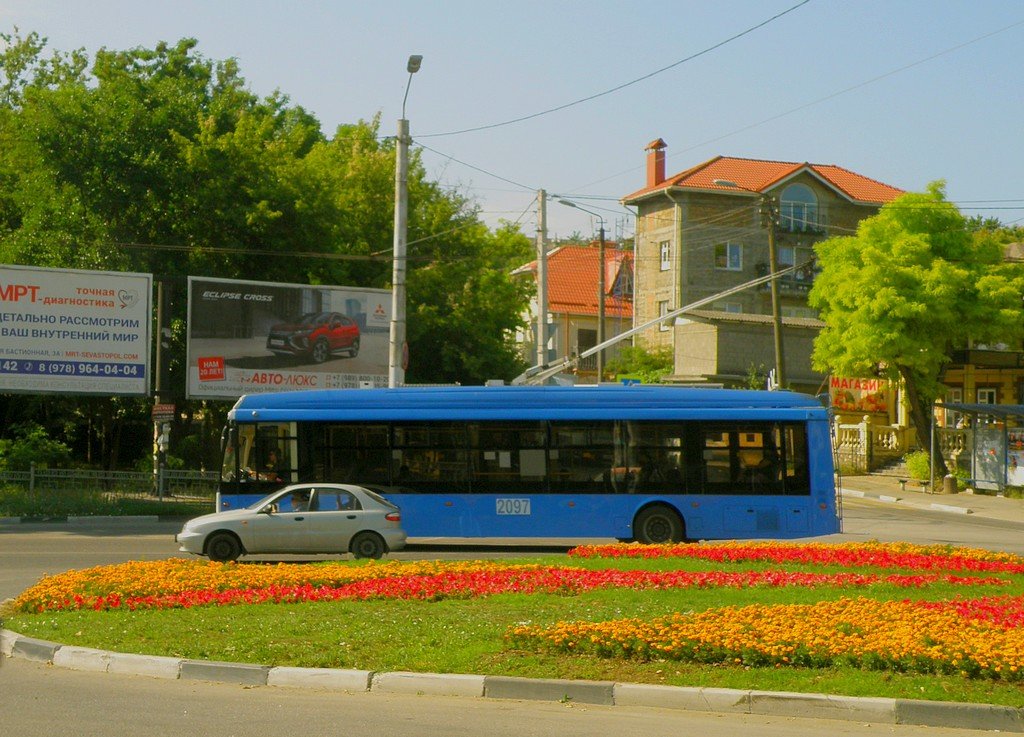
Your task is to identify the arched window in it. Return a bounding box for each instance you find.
[780,184,818,232]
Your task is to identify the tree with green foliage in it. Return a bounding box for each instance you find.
[809,182,1024,475]
[0,31,532,467]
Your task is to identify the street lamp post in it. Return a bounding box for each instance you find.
[558,200,606,382]
[713,179,786,389]
[389,54,422,388]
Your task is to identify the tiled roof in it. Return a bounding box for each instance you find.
[623,155,904,205]
[515,243,633,319]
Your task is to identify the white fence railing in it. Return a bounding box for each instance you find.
[834,417,970,473]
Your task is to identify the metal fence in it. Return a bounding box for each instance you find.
[0,465,219,503]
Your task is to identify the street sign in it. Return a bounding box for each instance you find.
[151,403,175,422]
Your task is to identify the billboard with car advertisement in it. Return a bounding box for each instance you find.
[186,276,390,399]
[0,265,151,395]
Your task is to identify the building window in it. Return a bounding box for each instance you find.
[714,242,742,271]
[659,240,671,271]
[576,328,597,370]
[977,387,998,404]
[712,301,742,314]
[778,245,795,269]
[945,387,963,427]
[658,300,671,331]
[780,184,819,232]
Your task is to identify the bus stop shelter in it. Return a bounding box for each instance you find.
[937,403,1024,491]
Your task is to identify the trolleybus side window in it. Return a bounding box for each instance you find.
[318,423,390,485]
[625,422,687,494]
[392,422,469,492]
[699,422,809,495]
[468,421,547,493]
[549,421,618,493]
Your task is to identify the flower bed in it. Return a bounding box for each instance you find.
[15,559,998,613]
[506,594,1024,680]
[568,541,1024,574]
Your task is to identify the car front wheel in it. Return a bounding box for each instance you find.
[206,532,243,562]
[311,338,330,363]
[350,531,386,559]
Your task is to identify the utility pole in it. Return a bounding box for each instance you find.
[388,114,410,387]
[389,55,422,388]
[153,279,174,498]
[713,179,787,390]
[597,220,606,382]
[536,189,548,370]
[761,195,786,389]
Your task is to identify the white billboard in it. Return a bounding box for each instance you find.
[186,276,390,400]
[0,265,152,395]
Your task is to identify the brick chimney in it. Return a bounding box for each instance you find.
[645,138,667,188]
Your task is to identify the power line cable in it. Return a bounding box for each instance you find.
[417,0,812,138]
[568,16,1024,194]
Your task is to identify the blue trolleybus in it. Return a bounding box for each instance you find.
[217,385,841,543]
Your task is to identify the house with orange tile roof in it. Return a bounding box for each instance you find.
[513,242,633,381]
[621,139,904,391]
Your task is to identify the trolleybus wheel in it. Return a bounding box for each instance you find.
[633,505,685,544]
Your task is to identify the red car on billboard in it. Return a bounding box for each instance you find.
[266,312,360,364]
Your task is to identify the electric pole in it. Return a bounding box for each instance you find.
[762,195,786,389]
[536,189,548,370]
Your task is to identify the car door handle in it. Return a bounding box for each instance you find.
[293,516,304,521]
[346,514,357,519]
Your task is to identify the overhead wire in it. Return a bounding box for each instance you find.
[416,0,813,138]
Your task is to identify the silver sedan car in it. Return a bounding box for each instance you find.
[176,483,407,562]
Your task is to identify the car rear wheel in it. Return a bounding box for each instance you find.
[346,337,360,358]
[633,505,685,544]
[350,531,386,559]
[206,532,243,562]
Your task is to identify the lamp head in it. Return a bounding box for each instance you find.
[407,55,423,74]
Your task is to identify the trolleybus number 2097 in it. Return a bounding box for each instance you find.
[496,498,532,515]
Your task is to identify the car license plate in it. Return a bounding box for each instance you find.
[496,498,531,515]
[269,339,284,347]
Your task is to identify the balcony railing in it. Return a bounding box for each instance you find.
[754,262,818,295]
[778,203,828,234]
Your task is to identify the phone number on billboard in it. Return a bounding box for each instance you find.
[0,360,145,377]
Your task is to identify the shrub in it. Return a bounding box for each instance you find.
[0,423,74,471]
[904,451,932,480]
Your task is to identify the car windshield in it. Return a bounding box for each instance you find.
[295,312,326,326]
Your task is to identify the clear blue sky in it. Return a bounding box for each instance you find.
[3,0,1022,240]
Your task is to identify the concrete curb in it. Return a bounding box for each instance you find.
[841,487,977,516]
[68,515,160,524]
[3,628,1021,731]
[928,503,972,515]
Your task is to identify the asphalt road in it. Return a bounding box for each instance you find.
[2,498,1023,736]
[0,657,985,737]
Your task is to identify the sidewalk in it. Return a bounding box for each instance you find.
[840,474,1024,524]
